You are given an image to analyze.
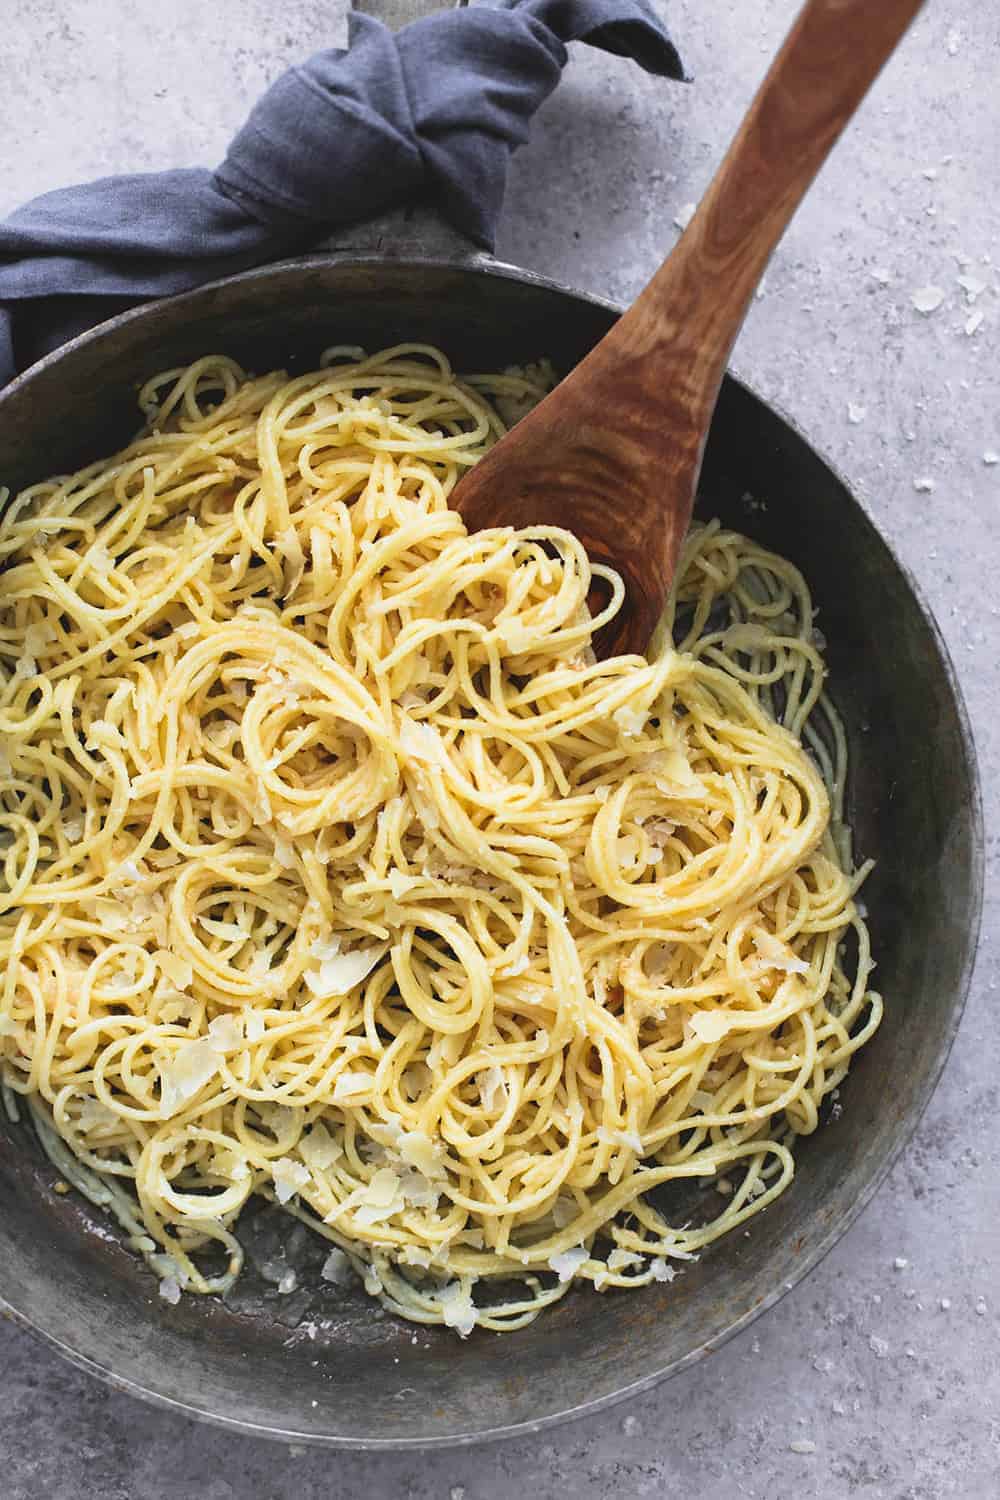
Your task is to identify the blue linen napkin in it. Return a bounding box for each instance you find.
[0,0,682,387]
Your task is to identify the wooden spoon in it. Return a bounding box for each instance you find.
[452,0,924,656]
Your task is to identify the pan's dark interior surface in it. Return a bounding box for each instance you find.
[0,258,982,1445]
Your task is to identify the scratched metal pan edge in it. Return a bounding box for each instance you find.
[0,239,984,1448]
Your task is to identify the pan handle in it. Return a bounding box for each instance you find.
[315,0,487,265]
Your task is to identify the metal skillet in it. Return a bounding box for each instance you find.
[0,0,983,1449]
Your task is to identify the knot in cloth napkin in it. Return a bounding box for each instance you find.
[0,0,683,387]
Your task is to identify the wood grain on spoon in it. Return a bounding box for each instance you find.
[452,0,924,656]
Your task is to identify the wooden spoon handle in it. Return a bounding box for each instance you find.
[639,0,925,394]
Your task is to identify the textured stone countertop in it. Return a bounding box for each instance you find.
[1,1,997,1496]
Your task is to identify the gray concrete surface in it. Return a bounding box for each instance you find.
[1,0,998,1495]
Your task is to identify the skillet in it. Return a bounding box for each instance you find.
[0,3,983,1448]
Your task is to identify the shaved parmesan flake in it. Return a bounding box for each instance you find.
[617,833,644,870]
[75,1096,119,1131]
[276,526,306,595]
[306,944,386,998]
[353,1168,405,1226]
[89,543,113,575]
[550,1247,588,1282]
[273,836,295,869]
[248,950,274,980]
[957,273,987,303]
[650,1258,677,1282]
[209,1149,250,1182]
[399,717,447,765]
[477,1066,506,1113]
[388,869,420,899]
[650,747,702,793]
[496,617,533,654]
[402,1061,432,1100]
[155,950,192,990]
[243,1008,266,1043]
[552,1196,576,1229]
[397,1129,446,1180]
[159,1276,182,1305]
[607,1248,645,1272]
[688,1011,734,1044]
[645,819,675,848]
[309,934,341,961]
[397,1167,438,1208]
[259,1102,298,1136]
[332,1070,372,1104]
[438,1281,478,1336]
[159,1038,220,1116]
[911,285,945,314]
[22,620,53,656]
[613,702,647,738]
[752,930,809,975]
[272,1157,311,1204]
[300,1123,343,1171]
[207,1013,244,1054]
[321,1247,353,1285]
[105,966,137,994]
[86,897,131,932]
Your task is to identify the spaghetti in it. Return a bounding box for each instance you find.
[0,345,880,1333]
